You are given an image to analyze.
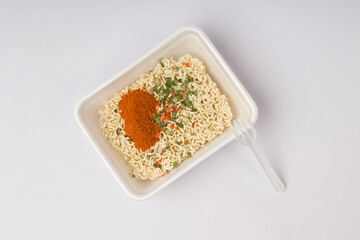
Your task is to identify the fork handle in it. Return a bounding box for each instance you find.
[248,143,285,193]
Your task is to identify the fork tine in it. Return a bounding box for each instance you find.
[246,117,257,139]
[238,117,256,144]
[239,116,257,140]
[239,118,252,144]
[237,118,245,132]
[231,118,247,144]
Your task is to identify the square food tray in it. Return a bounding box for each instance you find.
[75,25,258,200]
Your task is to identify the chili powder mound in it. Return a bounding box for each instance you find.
[118,89,160,151]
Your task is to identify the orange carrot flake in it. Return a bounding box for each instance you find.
[185,62,190,67]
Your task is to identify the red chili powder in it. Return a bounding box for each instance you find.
[118,89,160,151]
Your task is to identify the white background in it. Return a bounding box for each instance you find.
[1,1,360,239]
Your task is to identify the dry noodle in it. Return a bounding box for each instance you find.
[99,54,233,180]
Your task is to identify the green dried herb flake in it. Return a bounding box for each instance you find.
[187,90,197,96]
[155,78,161,87]
[164,129,174,136]
[159,58,164,67]
[173,161,179,168]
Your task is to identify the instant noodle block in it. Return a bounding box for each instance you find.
[75,26,258,200]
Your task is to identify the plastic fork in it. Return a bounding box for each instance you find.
[230,117,285,193]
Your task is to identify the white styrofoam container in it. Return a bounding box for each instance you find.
[75,26,258,200]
